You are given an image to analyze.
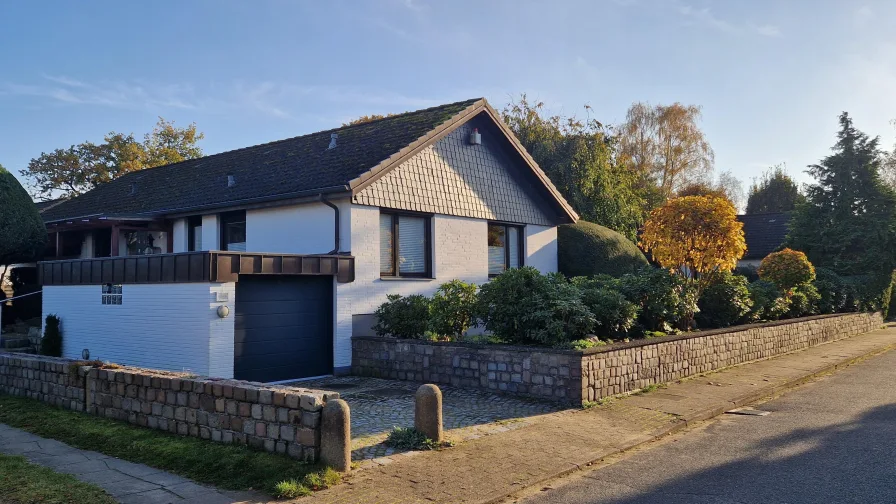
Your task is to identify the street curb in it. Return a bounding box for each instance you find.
[481,340,896,504]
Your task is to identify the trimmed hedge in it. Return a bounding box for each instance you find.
[0,165,47,266]
[558,220,648,278]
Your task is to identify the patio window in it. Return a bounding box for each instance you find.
[488,223,524,277]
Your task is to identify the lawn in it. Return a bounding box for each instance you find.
[0,394,322,496]
[0,452,116,504]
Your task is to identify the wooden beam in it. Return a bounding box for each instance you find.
[110,225,120,257]
[55,232,61,258]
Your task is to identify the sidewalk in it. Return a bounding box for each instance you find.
[0,424,263,504]
[306,324,896,504]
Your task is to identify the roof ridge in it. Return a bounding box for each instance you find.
[111,97,484,182]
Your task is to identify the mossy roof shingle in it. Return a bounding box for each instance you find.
[41,98,482,222]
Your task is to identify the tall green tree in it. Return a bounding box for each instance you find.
[0,163,47,272]
[502,95,648,241]
[787,113,896,275]
[746,164,805,214]
[21,117,204,200]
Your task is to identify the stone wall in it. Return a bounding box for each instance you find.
[0,355,338,462]
[0,354,88,411]
[352,338,581,401]
[580,312,883,402]
[352,312,883,404]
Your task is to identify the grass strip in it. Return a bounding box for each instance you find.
[0,394,319,495]
[0,452,116,504]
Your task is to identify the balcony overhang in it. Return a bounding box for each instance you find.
[38,251,355,286]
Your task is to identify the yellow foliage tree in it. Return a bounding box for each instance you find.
[639,195,747,323]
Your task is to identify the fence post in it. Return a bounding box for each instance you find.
[320,399,351,472]
[415,384,443,442]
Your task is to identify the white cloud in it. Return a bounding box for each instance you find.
[676,3,781,38]
[0,75,442,121]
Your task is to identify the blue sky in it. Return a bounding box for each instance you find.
[2,0,895,194]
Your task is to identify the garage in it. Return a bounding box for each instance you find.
[234,275,333,382]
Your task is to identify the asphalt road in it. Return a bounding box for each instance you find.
[517,348,896,504]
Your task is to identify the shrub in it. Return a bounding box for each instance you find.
[428,280,478,338]
[373,294,431,339]
[758,249,816,292]
[841,272,896,315]
[558,221,648,278]
[0,164,47,267]
[787,283,821,318]
[477,267,594,346]
[815,267,846,314]
[733,265,760,282]
[618,267,696,333]
[384,427,452,451]
[41,314,62,357]
[571,276,639,338]
[696,272,753,328]
[747,280,790,321]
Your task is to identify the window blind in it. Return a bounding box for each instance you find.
[398,216,426,274]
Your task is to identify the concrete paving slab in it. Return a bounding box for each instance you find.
[54,458,113,475]
[166,481,220,499]
[118,488,181,504]
[99,477,162,497]
[1,441,42,454]
[104,457,165,478]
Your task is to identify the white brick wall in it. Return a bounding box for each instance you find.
[43,283,235,377]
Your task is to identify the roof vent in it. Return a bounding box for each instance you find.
[227,174,236,188]
[469,128,481,145]
[328,133,338,150]
[129,182,137,195]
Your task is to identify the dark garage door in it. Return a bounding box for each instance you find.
[234,275,333,382]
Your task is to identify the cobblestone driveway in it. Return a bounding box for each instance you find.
[291,376,562,461]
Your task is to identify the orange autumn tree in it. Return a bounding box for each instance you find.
[639,195,747,325]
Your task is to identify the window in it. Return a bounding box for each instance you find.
[102,284,122,305]
[188,216,203,251]
[488,223,524,276]
[220,211,246,252]
[380,211,431,277]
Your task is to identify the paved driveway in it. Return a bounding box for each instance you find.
[290,376,562,461]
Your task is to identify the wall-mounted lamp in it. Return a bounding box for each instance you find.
[216,306,230,318]
[82,349,90,360]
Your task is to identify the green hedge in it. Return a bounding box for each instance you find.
[558,221,648,278]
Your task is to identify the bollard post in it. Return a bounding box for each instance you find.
[414,384,443,442]
[320,399,351,472]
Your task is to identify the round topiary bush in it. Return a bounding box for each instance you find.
[758,248,816,292]
[0,164,47,267]
[558,220,648,278]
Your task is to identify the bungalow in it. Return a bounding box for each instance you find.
[38,98,578,383]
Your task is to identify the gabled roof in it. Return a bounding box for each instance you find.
[41,98,577,224]
[737,212,792,260]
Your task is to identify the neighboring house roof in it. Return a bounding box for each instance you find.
[41,98,578,224]
[737,212,792,260]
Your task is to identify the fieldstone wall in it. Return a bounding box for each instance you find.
[0,354,88,411]
[0,355,338,462]
[352,312,883,404]
[351,339,581,401]
[580,312,883,402]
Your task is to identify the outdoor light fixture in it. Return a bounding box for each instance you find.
[82,349,90,360]
[216,305,230,318]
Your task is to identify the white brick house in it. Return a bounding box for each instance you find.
[38,98,578,382]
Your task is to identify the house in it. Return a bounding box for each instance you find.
[736,212,792,269]
[37,98,578,383]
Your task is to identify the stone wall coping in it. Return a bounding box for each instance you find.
[352,312,879,357]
